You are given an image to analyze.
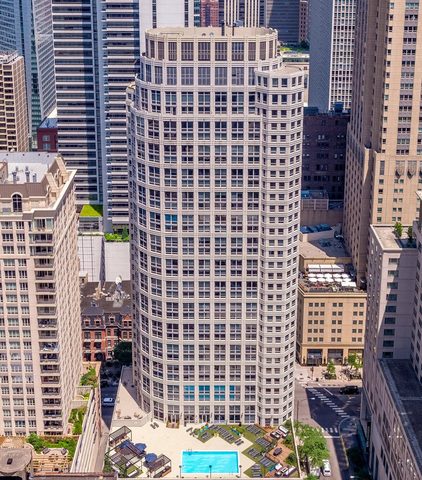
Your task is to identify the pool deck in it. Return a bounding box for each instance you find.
[109,368,255,478]
[109,420,254,478]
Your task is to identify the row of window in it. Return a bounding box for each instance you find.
[145,39,274,63]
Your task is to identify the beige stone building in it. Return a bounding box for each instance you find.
[361,218,422,480]
[0,152,81,436]
[129,26,304,426]
[297,227,366,365]
[0,52,29,152]
[344,1,422,279]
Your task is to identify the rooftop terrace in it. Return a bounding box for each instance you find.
[371,225,415,250]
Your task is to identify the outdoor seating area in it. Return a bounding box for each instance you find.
[108,425,132,448]
[146,454,171,478]
[106,427,171,479]
[243,425,298,478]
[193,424,246,445]
[105,439,145,477]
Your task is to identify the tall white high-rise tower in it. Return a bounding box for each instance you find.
[129,26,304,426]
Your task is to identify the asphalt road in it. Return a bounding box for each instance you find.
[295,381,361,479]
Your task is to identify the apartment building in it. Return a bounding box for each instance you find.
[361,219,422,479]
[0,53,29,152]
[201,0,220,26]
[309,0,356,112]
[343,1,422,279]
[0,0,56,134]
[129,26,304,426]
[297,227,366,365]
[0,152,81,436]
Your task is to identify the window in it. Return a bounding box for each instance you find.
[232,67,244,85]
[168,42,177,60]
[198,42,210,60]
[167,67,177,85]
[215,67,227,86]
[198,92,211,113]
[215,42,227,61]
[232,42,244,61]
[198,67,210,86]
[181,42,194,61]
[12,195,22,213]
[181,67,194,85]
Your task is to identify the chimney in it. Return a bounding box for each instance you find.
[25,169,30,183]
[32,173,37,182]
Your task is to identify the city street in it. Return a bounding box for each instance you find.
[295,378,361,479]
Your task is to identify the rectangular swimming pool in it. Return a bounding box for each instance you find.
[181,451,239,474]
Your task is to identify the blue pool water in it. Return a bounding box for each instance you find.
[182,451,239,474]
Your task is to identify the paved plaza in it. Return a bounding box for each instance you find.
[109,368,254,478]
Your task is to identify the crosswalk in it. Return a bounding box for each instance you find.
[308,387,349,418]
[320,426,339,434]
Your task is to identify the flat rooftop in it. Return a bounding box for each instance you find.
[380,359,422,473]
[146,26,276,38]
[0,152,55,185]
[300,237,350,260]
[371,225,415,250]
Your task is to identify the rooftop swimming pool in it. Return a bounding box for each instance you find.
[181,451,239,474]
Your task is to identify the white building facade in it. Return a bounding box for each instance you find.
[129,26,303,426]
[308,0,356,112]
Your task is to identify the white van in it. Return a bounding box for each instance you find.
[322,460,332,477]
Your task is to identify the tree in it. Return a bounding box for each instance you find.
[326,360,336,379]
[394,221,403,238]
[348,353,363,372]
[294,422,330,469]
[306,476,319,480]
[113,341,132,365]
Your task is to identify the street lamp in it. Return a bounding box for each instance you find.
[209,465,212,479]
[239,465,242,478]
[179,465,182,478]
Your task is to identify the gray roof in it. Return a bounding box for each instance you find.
[380,359,422,473]
[0,448,32,473]
[81,281,131,316]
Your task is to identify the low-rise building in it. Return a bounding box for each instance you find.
[297,226,366,365]
[81,281,132,362]
[300,190,343,226]
[37,109,58,152]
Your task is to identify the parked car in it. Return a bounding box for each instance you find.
[321,460,332,477]
[102,397,115,407]
[310,466,320,478]
[339,385,359,395]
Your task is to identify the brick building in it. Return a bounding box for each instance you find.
[37,109,58,152]
[81,280,132,362]
[302,111,349,200]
